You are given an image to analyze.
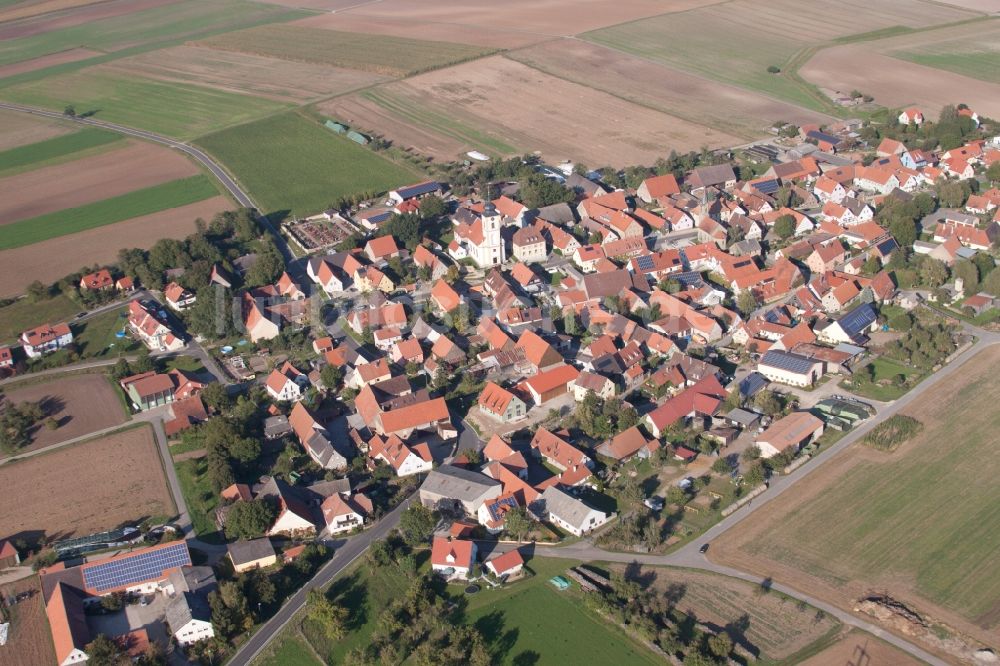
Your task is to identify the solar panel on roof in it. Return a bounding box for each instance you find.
[739,372,768,397]
[635,255,655,272]
[82,542,191,593]
[761,350,815,374]
[837,303,876,337]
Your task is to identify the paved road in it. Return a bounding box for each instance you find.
[226,495,415,666]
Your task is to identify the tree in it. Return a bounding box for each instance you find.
[518,173,575,209]
[936,180,971,209]
[736,290,760,315]
[209,581,252,638]
[707,632,734,660]
[419,194,446,219]
[398,504,436,545]
[504,506,533,542]
[86,634,126,665]
[753,389,783,416]
[320,364,343,390]
[988,161,1000,185]
[741,444,761,462]
[744,462,766,488]
[766,65,781,74]
[245,239,284,288]
[244,568,276,610]
[711,458,731,475]
[774,214,796,240]
[308,589,348,639]
[224,499,277,539]
[918,256,949,288]
[952,259,980,292]
[63,105,77,117]
[862,254,882,275]
[200,382,230,413]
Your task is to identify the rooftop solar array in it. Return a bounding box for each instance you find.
[82,542,191,593]
[739,372,769,397]
[760,350,816,374]
[837,303,877,337]
[754,179,780,195]
[634,255,655,272]
[876,238,899,255]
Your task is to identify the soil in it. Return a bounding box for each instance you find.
[801,45,1000,120]
[1,374,127,454]
[0,47,101,79]
[0,425,175,542]
[0,108,73,151]
[0,0,179,40]
[800,629,922,666]
[0,140,202,224]
[0,576,56,666]
[0,196,228,298]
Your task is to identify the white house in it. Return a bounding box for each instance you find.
[20,322,73,358]
[265,362,307,401]
[321,493,372,534]
[431,537,477,578]
[533,486,610,537]
[368,434,434,477]
[757,350,824,387]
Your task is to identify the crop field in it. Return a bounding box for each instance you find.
[0,174,220,250]
[106,44,391,103]
[0,196,227,298]
[0,374,127,454]
[0,0,124,23]
[875,19,1000,84]
[0,140,201,223]
[0,0,308,71]
[713,345,1000,646]
[0,106,72,150]
[0,46,101,79]
[583,0,981,111]
[195,111,419,217]
[800,630,922,666]
[0,126,122,176]
[0,576,56,666]
[509,41,832,140]
[0,425,174,541]
[198,25,496,77]
[0,67,291,139]
[617,565,840,661]
[333,56,740,166]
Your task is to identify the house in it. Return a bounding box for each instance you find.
[79,268,113,291]
[431,537,477,578]
[644,374,727,438]
[163,282,196,311]
[806,242,845,275]
[515,330,563,373]
[368,434,434,477]
[512,226,547,262]
[413,244,449,280]
[364,235,401,262]
[898,107,923,125]
[757,350,824,387]
[0,346,12,371]
[420,465,502,516]
[571,371,615,401]
[478,381,527,422]
[756,412,824,458]
[637,174,680,202]
[391,338,424,366]
[346,357,392,389]
[530,427,591,473]
[47,583,90,666]
[163,394,208,436]
[321,493,373,534]
[816,302,877,345]
[532,486,610,537]
[265,362,307,401]
[128,300,184,351]
[257,477,318,537]
[289,403,349,470]
[227,538,277,574]
[477,493,520,533]
[431,279,463,314]
[596,426,658,462]
[0,540,20,568]
[484,548,524,578]
[120,369,206,411]
[687,164,737,190]
[165,567,216,647]
[242,293,281,343]
[517,364,580,405]
[963,292,997,316]
[21,322,73,358]
[573,244,605,273]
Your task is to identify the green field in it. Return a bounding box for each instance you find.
[256,633,321,666]
[174,456,222,540]
[0,128,122,176]
[199,25,495,77]
[0,175,220,250]
[738,346,1000,627]
[195,111,420,217]
[582,0,977,111]
[72,307,141,359]
[894,47,1000,84]
[841,357,924,401]
[0,293,79,343]
[0,0,309,70]
[0,69,290,139]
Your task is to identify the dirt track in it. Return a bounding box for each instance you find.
[0,196,227,298]
[2,374,127,454]
[0,140,201,224]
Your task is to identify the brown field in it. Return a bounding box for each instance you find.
[294,12,552,49]
[511,40,833,139]
[800,630,922,666]
[1,374,127,454]
[0,576,56,666]
[0,425,174,542]
[932,0,1000,10]
[331,0,726,36]
[0,0,178,41]
[801,44,1000,119]
[0,47,99,79]
[105,45,390,103]
[325,56,742,166]
[0,107,72,150]
[0,140,201,224]
[712,345,1000,652]
[0,0,105,23]
[612,565,840,661]
[0,196,227,297]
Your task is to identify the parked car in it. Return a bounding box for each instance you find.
[699,543,710,554]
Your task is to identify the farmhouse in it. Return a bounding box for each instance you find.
[21,322,73,358]
[420,465,501,516]
[389,180,441,204]
[816,302,877,345]
[571,371,615,401]
[365,235,401,262]
[485,548,524,578]
[532,486,610,537]
[637,174,680,202]
[165,567,216,647]
[289,403,349,471]
[756,412,825,459]
[120,369,206,411]
[530,427,591,473]
[257,477,318,537]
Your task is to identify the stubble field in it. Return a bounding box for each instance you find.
[0,425,175,542]
[712,345,1000,647]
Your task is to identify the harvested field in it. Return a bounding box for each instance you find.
[294,12,551,49]
[510,40,832,140]
[0,0,113,23]
[800,630,922,666]
[801,44,1000,119]
[583,0,980,110]
[878,19,1000,84]
[331,0,718,37]
[612,565,840,661]
[0,127,122,177]
[712,345,1000,648]
[0,425,175,541]
[0,67,290,139]
[0,0,179,44]
[0,140,201,223]
[0,46,99,78]
[331,57,742,166]
[0,196,227,298]
[106,45,390,103]
[0,374,127,454]
[0,107,72,150]
[0,576,56,666]
[197,25,495,77]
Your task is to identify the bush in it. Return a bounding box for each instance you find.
[863,415,923,451]
[767,65,781,74]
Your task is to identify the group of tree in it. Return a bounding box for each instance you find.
[572,393,640,439]
[0,400,44,452]
[85,633,166,666]
[224,498,277,539]
[882,319,955,369]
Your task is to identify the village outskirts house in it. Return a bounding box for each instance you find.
[265,362,308,402]
[21,322,73,358]
[532,486,610,537]
[431,536,477,579]
[227,538,277,574]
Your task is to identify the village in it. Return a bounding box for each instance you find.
[1,101,999,666]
